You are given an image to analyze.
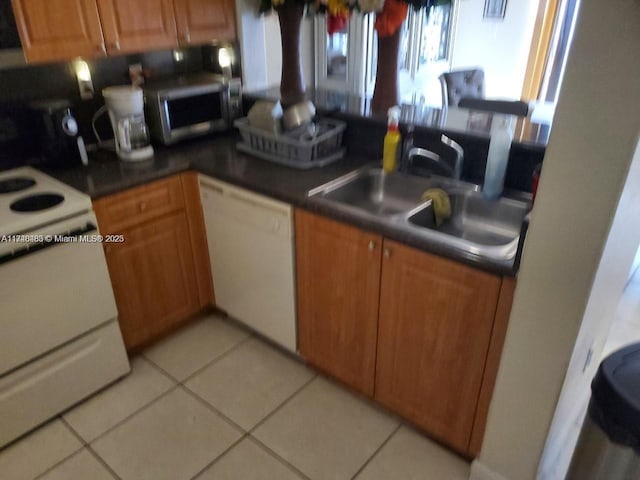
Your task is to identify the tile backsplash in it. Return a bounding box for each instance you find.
[0,47,206,153]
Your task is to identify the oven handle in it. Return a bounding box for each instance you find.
[0,223,98,265]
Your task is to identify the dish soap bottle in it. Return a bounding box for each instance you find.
[383,106,401,173]
[483,116,513,199]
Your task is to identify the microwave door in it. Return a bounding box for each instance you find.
[162,90,228,143]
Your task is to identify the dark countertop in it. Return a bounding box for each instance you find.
[45,134,519,277]
[245,87,551,148]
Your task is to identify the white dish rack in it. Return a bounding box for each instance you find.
[234,117,346,169]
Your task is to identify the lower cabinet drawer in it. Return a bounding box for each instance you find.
[94,175,185,233]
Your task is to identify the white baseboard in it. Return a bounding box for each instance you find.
[470,460,511,480]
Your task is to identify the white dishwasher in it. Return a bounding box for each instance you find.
[199,175,297,352]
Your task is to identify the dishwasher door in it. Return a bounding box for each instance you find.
[199,176,297,352]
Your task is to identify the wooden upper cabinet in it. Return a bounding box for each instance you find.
[375,240,502,455]
[295,210,382,396]
[173,0,237,44]
[97,0,178,55]
[12,0,106,63]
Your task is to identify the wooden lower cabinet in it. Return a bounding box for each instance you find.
[295,210,513,457]
[104,211,200,350]
[295,209,382,396]
[94,173,213,352]
[375,239,502,454]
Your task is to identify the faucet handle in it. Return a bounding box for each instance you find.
[441,135,464,157]
[441,135,464,179]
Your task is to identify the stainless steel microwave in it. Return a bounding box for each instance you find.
[144,73,242,145]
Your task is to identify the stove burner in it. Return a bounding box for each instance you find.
[10,193,64,212]
[0,177,36,194]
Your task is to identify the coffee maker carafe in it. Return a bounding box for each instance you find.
[94,86,153,161]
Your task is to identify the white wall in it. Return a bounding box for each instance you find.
[539,138,640,480]
[470,1,640,479]
[235,1,314,93]
[235,0,269,90]
[263,13,315,90]
[451,0,539,99]
[630,247,640,280]
[263,13,283,86]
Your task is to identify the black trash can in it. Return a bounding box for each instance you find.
[566,342,640,479]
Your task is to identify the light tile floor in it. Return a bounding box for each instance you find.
[0,314,470,480]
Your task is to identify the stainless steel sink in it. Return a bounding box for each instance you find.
[307,167,469,217]
[307,168,427,216]
[307,166,530,263]
[407,191,529,259]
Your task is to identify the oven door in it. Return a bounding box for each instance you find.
[161,85,230,144]
[0,212,118,375]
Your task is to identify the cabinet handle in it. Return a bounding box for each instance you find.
[139,201,147,212]
[110,41,120,51]
[383,247,391,258]
[368,240,376,251]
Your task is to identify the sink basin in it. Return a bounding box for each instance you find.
[308,166,530,263]
[307,167,451,216]
[408,191,529,252]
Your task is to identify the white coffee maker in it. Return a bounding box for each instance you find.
[94,86,154,161]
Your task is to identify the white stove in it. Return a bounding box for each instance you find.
[0,166,130,448]
[0,167,92,246]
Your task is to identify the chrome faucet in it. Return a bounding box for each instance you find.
[403,134,464,179]
[441,135,464,179]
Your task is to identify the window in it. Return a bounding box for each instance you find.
[326,26,348,79]
[538,0,580,103]
[315,3,457,104]
[397,3,456,106]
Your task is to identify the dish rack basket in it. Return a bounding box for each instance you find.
[234,117,346,169]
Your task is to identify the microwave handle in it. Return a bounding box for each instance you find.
[157,83,226,102]
[221,88,231,124]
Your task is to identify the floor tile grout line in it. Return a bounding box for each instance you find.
[349,423,402,480]
[135,353,183,384]
[246,435,313,480]
[179,333,255,384]
[82,383,182,445]
[31,440,85,480]
[84,443,124,480]
[186,433,249,480]
[141,330,254,385]
[180,384,249,434]
[59,415,88,446]
[59,416,124,480]
[248,373,319,435]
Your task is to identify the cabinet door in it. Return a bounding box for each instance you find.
[174,0,236,44]
[375,239,501,454]
[97,0,178,55]
[296,210,382,396]
[12,0,105,62]
[181,172,215,309]
[104,211,200,351]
